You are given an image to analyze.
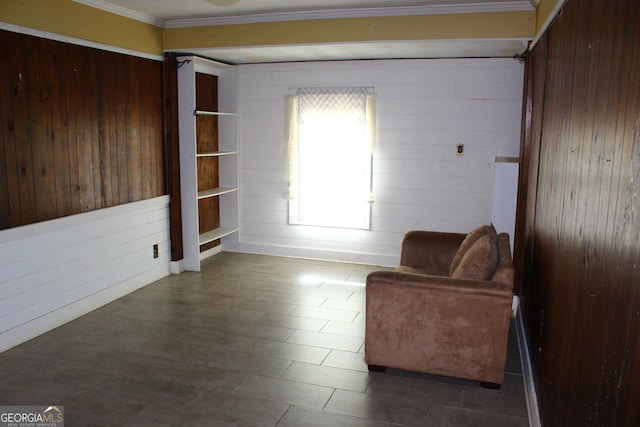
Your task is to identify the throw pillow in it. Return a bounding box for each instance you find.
[449,223,497,276]
[451,235,498,280]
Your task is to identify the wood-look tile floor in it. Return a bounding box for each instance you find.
[0,252,529,426]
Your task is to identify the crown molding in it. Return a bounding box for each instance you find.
[0,22,164,61]
[72,0,165,27]
[530,0,566,49]
[74,1,534,29]
[166,2,534,27]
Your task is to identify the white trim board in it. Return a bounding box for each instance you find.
[165,2,535,28]
[516,309,542,427]
[0,22,163,61]
[72,0,534,28]
[73,0,164,26]
[236,241,397,267]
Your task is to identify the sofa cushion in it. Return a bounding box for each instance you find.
[491,233,515,286]
[449,224,497,276]
[451,235,498,280]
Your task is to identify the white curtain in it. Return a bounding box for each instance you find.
[284,95,299,199]
[284,88,376,229]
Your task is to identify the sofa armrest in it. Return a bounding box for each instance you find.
[400,231,466,275]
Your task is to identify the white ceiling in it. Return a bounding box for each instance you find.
[75,0,536,63]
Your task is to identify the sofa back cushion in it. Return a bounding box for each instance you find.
[450,235,498,280]
[491,233,515,286]
[449,224,497,276]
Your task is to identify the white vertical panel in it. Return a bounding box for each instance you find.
[237,58,524,266]
[491,159,520,253]
[0,196,171,352]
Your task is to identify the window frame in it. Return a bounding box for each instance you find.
[285,87,376,230]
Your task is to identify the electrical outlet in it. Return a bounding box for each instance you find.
[456,143,465,156]
[153,244,159,259]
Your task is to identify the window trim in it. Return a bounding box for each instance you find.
[285,87,376,230]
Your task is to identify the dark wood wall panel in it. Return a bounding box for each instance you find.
[0,29,165,230]
[518,0,640,425]
[163,53,183,261]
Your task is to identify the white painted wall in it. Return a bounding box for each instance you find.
[0,196,171,352]
[237,58,524,266]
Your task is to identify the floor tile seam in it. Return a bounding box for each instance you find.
[318,301,366,313]
[230,302,299,316]
[277,361,375,393]
[284,333,364,352]
[453,397,529,419]
[202,349,295,377]
[259,312,332,327]
[302,404,414,427]
[288,307,360,323]
[244,337,331,363]
[273,404,295,427]
[288,314,358,326]
[213,284,306,300]
[318,320,366,338]
[320,387,338,413]
[211,290,330,308]
[186,388,289,422]
[230,373,337,410]
[320,391,421,426]
[203,318,299,341]
[38,355,149,380]
[431,402,531,422]
[356,383,439,411]
[252,311,330,332]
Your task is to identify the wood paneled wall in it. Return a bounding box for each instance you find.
[517,0,640,425]
[0,30,164,230]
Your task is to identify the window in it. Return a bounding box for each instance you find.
[285,88,375,229]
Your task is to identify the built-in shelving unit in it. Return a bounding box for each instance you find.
[177,55,239,271]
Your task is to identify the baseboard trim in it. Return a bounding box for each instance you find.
[170,259,185,274]
[236,241,397,267]
[0,266,169,353]
[200,245,223,262]
[516,309,542,427]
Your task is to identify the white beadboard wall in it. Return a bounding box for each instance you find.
[0,196,171,352]
[237,58,524,266]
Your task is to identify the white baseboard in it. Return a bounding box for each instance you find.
[199,245,222,261]
[0,196,171,353]
[236,241,397,267]
[0,266,168,353]
[170,259,185,274]
[516,309,542,427]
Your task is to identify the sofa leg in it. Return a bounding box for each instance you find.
[480,381,501,390]
[367,364,386,373]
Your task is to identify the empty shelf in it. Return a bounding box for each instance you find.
[197,187,238,199]
[199,227,238,245]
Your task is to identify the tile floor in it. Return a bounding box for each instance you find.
[0,252,529,426]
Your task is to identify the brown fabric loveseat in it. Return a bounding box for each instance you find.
[365,224,514,387]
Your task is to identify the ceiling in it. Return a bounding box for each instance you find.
[75,0,537,63]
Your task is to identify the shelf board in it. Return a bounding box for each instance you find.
[199,227,238,245]
[194,110,237,116]
[196,151,237,157]
[197,187,238,199]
